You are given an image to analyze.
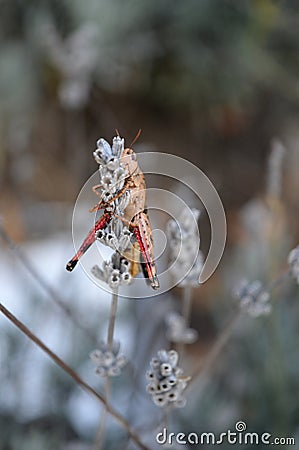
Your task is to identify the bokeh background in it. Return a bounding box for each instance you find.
[1,1,299,449]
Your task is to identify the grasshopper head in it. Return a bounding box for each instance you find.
[121,147,138,176]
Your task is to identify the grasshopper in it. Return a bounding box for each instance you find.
[66,132,160,290]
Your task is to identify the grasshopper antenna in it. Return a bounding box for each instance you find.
[130,129,142,148]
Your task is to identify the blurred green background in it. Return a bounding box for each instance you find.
[1,0,299,449]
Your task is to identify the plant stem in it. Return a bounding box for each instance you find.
[178,285,193,357]
[107,287,119,350]
[190,310,241,387]
[92,380,110,450]
[0,302,149,450]
[163,406,170,430]
[182,285,193,326]
[92,287,119,450]
[189,268,291,392]
[268,269,291,292]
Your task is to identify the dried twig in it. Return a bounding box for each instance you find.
[107,288,119,351]
[92,380,110,450]
[0,302,150,450]
[178,285,193,357]
[92,287,119,450]
[189,269,291,391]
[190,310,241,385]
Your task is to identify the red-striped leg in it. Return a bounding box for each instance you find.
[66,212,112,272]
[131,212,160,290]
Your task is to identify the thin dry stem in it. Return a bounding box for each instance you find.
[93,287,119,450]
[178,285,193,356]
[182,285,193,325]
[189,269,291,391]
[190,310,241,386]
[92,380,110,450]
[107,287,119,350]
[162,405,170,430]
[0,302,149,450]
[268,269,291,292]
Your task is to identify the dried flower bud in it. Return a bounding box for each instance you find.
[167,207,203,287]
[234,279,271,317]
[166,311,198,344]
[90,341,126,377]
[112,136,125,158]
[92,251,132,288]
[146,349,190,408]
[94,138,113,164]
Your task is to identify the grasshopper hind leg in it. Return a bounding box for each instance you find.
[132,214,160,290]
[140,256,152,287]
[140,260,160,290]
[139,257,159,289]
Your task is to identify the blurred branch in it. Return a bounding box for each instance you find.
[189,269,291,392]
[92,287,118,450]
[190,310,241,385]
[0,223,97,343]
[0,302,150,450]
[178,285,193,357]
[268,270,291,291]
[107,287,118,351]
[182,286,193,326]
[92,379,110,450]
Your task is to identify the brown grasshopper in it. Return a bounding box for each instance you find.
[66,132,160,290]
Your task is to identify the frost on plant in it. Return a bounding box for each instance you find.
[234,279,271,317]
[288,246,299,284]
[165,311,198,344]
[146,350,190,408]
[167,207,203,286]
[90,341,126,377]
